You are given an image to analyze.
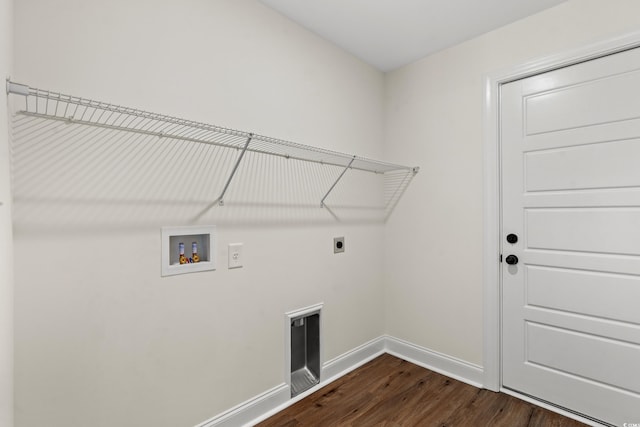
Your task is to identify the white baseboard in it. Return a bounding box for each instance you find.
[194,383,289,427]
[196,335,484,427]
[384,335,484,388]
[322,336,386,381]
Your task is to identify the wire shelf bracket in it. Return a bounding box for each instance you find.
[6,80,419,210]
[215,134,252,207]
[320,155,355,208]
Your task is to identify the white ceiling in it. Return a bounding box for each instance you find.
[260,0,567,72]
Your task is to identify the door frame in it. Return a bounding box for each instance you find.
[482,30,640,392]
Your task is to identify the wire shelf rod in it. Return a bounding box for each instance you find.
[15,110,393,175]
[7,81,416,175]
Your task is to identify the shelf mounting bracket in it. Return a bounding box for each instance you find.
[215,134,252,206]
[6,80,30,96]
[321,155,356,208]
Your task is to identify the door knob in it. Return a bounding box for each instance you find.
[506,233,518,244]
[505,255,519,265]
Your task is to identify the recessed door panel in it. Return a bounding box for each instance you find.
[526,265,640,325]
[526,208,640,255]
[525,139,640,192]
[525,69,640,135]
[526,322,640,394]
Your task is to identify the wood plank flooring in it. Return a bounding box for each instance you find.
[256,354,587,427]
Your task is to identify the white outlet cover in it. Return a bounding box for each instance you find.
[228,243,243,269]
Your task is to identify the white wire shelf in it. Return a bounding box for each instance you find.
[6,80,419,208]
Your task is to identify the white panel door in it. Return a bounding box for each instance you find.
[501,47,640,426]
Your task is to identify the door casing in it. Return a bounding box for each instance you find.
[482,30,640,395]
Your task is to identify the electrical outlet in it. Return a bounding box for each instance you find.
[228,243,243,269]
[334,237,345,254]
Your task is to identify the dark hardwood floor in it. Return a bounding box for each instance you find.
[256,353,587,427]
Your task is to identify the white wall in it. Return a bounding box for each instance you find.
[13,0,640,426]
[12,1,385,426]
[384,0,640,366]
[0,0,14,425]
